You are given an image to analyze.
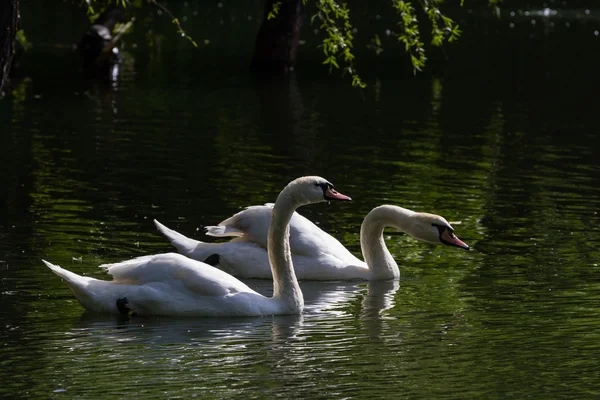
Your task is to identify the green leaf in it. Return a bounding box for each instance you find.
[267,1,282,20]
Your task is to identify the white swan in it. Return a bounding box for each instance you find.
[42,176,352,317]
[154,204,469,281]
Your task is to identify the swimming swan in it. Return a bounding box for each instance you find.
[43,176,352,317]
[154,204,469,281]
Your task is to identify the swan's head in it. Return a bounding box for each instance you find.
[287,176,352,205]
[409,213,470,250]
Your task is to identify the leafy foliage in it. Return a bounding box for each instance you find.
[391,0,463,73]
[86,0,499,87]
[290,0,474,86]
[16,30,33,51]
[310,0,365,88]
[85,0,197,47]
[268,1,283,20]
[84,0,128,21]
[147,0,197,47]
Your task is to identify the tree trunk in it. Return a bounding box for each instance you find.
[250,0,304,76]
[0,0,20,94]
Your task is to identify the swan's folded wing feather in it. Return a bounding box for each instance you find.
[170,259,253,296]
[208,205,273,245]
[249,205,351,259]
[99,254,156,280]
[206,204,356,260]
[100,253,253,297]
[205,225,245,237]
[210,241,273,279]
[287,213,356,260]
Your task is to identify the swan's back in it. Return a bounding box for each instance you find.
[208,204,358,261]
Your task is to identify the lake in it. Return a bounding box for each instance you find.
[1,1,600,398]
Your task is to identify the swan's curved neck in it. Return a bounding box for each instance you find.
[360,205,415,280]
[268,187,303,310]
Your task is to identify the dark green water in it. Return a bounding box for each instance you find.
[1,1,600,398]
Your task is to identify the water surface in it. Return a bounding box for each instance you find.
[1,2,600,398]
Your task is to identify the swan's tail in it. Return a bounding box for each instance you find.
[154,219,211,254]
[43,259,105,311]
[43,259,93,286]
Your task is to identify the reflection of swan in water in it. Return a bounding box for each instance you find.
[235,279,398,318]
[45,280,399,394]
[361,280,400,318]
[71,310,302,345]
[359,280,400,340]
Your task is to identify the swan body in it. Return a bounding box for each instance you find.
[43,253,291,316]
[155,204,469,281]
[154,206,369,280]
[44,176,351,317]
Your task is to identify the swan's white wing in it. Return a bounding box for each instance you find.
[206,205,273,242]
[288,212,352,257]
[99,253,254,297]
[206,204,358,261]
[202,241,271,278]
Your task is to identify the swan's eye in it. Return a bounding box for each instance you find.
[314,182,333,190]
[432,223,454,236]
